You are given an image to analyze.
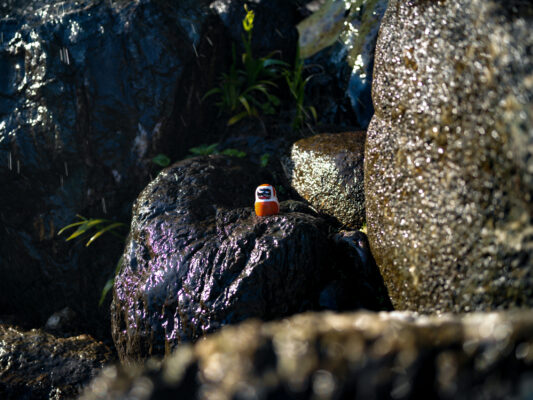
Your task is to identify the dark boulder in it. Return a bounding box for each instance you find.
[0,0,219,335]
[111,155,335,363]
[282,131,366,229]
[323,230,393,311]
[297,0,388,128]
[0,321,114,400]
[365,0,533,312]
[112,154,392,362]
[81,310,533,400]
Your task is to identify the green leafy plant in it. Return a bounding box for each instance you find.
[220,148,247,158]
[284,46,317,130]
[59,215,127,306]
[260,153,270,168]
[99,257,123,306]
[188,143,247,158]
[152,153,171,167]
[188,142,220,156]
[58,215,126,247]
[203,5,288,126]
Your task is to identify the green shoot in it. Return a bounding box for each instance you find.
[58,215,127,247]
[260,153,270,168]
[188,143,220,156]
[203,5,288,126]
[188,143,247,158]
[221,148,247,158]
[99,256,123,306]
[59,215,127,307]
[283,45,317,130]
[152,154,171,167]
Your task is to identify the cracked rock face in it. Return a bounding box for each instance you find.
[112,155,338,363]
[81,310,533,400]
[283,131,366,229]
[365,0,533,312]
[0,322,114,400]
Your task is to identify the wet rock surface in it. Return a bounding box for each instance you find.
[112,156,327,362]
[299,0,388,128]
[365,0,533,311]
[112,154,391,363]
[0,0,218,335]
[81,310,533,400]
[326,230,393,311]
[283,132,366,229]
[0,322,114,400]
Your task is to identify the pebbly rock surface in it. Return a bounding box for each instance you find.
[0,322,114,400]
[0,0,223,335]
[112,155,383,363]
[283,131,366,229]
[365,0,533,312]
[81,310,533,400]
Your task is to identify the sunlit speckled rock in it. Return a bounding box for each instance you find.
[283,132,366,229]
[0,322,114,399]
[81,310,533,400]
[365,0,533,312]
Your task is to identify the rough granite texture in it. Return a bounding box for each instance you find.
[81,310,533,400]
[283,132,366,229]
[0,323,114,399]
[365,0,533,312]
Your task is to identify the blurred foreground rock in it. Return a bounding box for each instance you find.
[81,310,533,400]
[365,0,533,312]
[0,322,114,400]
[283,131,366,229]
[112,155,389,363]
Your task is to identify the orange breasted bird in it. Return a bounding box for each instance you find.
[254,184,279,217]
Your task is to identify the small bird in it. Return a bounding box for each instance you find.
[254,184,280,217]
